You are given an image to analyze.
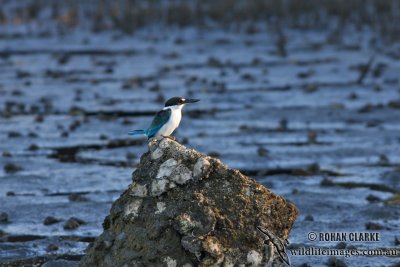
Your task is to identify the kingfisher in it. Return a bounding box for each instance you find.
[128,97,199,139]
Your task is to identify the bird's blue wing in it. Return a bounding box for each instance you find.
[146,109,171,138]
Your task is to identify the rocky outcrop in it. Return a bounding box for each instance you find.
[79,137,298,267]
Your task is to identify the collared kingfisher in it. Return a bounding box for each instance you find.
[128,97,199,139]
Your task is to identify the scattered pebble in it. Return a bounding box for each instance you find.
[8,131,22,138]
[0,229,6,237]
[335,242,347,249]
[4,163,23,173]
[257,147,269,157]
[43,216,62,225]
[126,152,136,160]
[365,222,383,230]
[6,191,16,196]
[366,194,381,203]
[46,244,59,252]
[320,178,334,186]
[304,215,314,221]
[378,154,390,165]
[99,134,108,140]
[28,144,39,151]
[278,118,288,131]
[27,132,38,138]
[327,256,348,267]
[68,193,89,202]
[2,151,12,157]
[64,217,86,230]
[307,130,317,144]
[0,212,9,223]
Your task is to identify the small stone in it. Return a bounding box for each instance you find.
[304,215,314,221]
[4,163,23,173]
[64,217,86,230]
[0,212,9,223]
[257,147,269,157]
[44,216,62,225]
[307,130,317,144]
[28,144,39,151]
[394,236,400,246]
[0,229,6,237]
[320,178,334,186]
[327,256,348,267]
[6,191,15,196]
[126,152,136,160]
[365,222,383,230]
[68,193,89,202]
[2,151,12,157]
[46,244,59,252]
[8,131,22,138]
[378,154,390,165]
[366,194,381,203]
[335,242,347,249]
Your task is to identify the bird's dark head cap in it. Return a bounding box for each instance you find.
[165,97,199,107]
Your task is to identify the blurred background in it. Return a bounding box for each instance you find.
[0,0,399,266]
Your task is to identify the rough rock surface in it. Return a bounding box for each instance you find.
[79,137,298,267]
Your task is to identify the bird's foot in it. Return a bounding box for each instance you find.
[162,135,176,141]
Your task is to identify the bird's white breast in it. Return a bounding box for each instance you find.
[156,105,182,137]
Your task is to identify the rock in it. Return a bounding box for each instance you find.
[304,215,314,221]
[394,236,400,246]
[46,243,59,252]
[68,193,90,202]
[44,216,62,225]
[366,194,381,203]
[42,259,79,267]
[335,242,347,249]
[0,212,8,223]
[365,222,383,230]
[4,163,23,173]
[64,217,86,230]
[79,137,298,267]
[327,256,348,267]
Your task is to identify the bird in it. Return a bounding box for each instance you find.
[128,97,199,139]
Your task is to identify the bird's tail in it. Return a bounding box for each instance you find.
[128,130,146,135]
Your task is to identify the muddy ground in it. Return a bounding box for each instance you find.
[0,11,399,267]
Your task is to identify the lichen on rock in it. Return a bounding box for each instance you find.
[80,137,298,267]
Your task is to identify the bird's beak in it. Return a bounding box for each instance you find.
[183,99,199,104]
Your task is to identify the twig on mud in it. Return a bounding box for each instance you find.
[357,56,375,84]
